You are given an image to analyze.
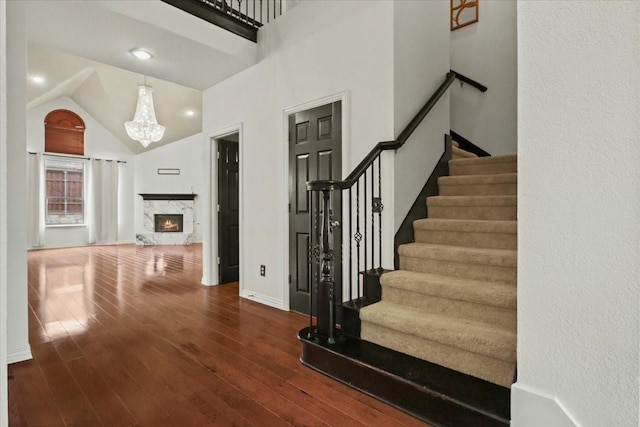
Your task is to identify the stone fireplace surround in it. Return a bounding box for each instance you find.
[136,194,196,245]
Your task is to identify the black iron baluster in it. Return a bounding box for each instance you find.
[349,187,353,302]
[273,0,276,19]
[378,155,383,271]
[355,181,361,300]
[253,0,255,25]
[238,0,243,21]
[279,0,282,17]
[266,0,269,22]
[245,0,248,22]
[371,164,375,273]
[260,0,263,23]
[363,170,367,277]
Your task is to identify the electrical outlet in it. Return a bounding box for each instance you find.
[260,265,266,276]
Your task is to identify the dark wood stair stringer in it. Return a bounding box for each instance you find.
[341,269,390,338]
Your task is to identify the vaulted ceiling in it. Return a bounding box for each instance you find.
[26,0,259,154]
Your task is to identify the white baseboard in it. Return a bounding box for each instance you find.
[240,290,286,310]
[7,346,32,364]
[511,383,580,427]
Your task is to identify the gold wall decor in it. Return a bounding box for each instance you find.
[451,0,479,31]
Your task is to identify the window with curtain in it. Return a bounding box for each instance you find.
[44,158,85,225]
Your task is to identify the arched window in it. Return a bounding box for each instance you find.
[43,110,86,225]
[44,109,85,155]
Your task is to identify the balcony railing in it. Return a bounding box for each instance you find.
[162,0,284,42]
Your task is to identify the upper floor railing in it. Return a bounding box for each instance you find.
[162,0,284,42]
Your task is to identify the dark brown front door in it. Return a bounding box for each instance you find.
[289,102,342,314]
[218,138,239,284]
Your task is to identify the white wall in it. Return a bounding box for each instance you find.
[203,1,396,307]
[26,97,135,248]
[6,0,30,367]
[392,0,450,229]
[0,0,8,423]
[450,0,517,156]
[515,2,640,426]
[134,132,204,242]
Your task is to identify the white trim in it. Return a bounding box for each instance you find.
[204,124,244,293]
[6,346,32,365]
[240,290,286,310]
[511,383,581,427]
[281,91,349,312]
[0,2,8,424]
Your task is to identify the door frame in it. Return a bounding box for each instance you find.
[282,92,349,311]
[205,124,244,293]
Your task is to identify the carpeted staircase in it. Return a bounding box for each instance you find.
[360,146,517,387]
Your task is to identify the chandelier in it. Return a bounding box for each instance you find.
[125,84,165,148]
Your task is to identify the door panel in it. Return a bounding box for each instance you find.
[317,150,333,181]
[295,155,309,214]
[218,138,239,284]
[289,102,342,314]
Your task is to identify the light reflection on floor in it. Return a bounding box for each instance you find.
[29,245,202,344]
[37,256,93,341]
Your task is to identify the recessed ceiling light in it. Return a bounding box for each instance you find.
[130,48,153,60]
[31,75,45,84]
[185,110,195,117]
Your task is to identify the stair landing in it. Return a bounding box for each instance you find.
[299,327,510,427]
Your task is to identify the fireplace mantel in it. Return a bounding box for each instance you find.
[139,193,197,201]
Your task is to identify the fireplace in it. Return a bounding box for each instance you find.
[154,214,184,233]
[137,194,196,245]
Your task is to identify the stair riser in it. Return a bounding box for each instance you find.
[361,323,516,387]
[383,287,516,331]
[400,255,516,284]
[414,229,517,250]
[452,146,478,158]
[439,183,517,196]
[450,162,517,176]
[428,205,517,221]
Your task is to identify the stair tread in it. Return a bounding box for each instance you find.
[360,300,516,362]
[381,270,516,309]
[452,145,478,158]
[438,173,517,185]
[413,218,516,234]
[399,243,517,267]
[449,154,517,166]
[428,195,517,206]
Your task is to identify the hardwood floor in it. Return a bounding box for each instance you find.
[8,244,429,426]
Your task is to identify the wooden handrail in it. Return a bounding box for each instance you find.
[307,71,486,192]
[450,69,487,92]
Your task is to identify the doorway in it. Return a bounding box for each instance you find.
[288,101,342,314]
[218,135,240,284]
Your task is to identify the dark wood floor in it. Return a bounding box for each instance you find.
[8,244,429,426]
